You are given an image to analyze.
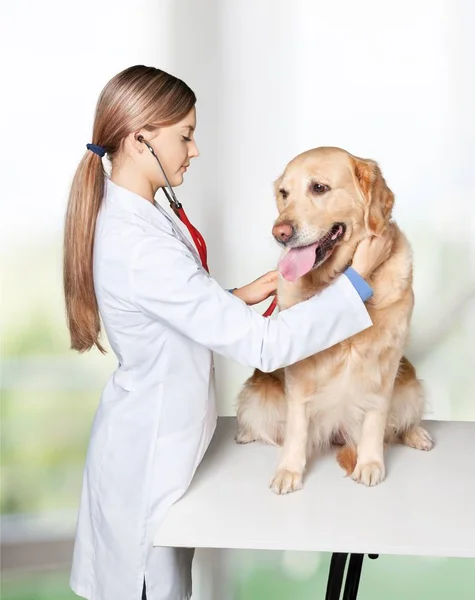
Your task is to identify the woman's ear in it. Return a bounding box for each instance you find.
[351,156,394,235]
[133,131,146,153]
[121,130,146,155]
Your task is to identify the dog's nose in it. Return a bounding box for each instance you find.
[272,222,294,244]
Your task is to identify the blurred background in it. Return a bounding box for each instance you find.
[1,0,474,598]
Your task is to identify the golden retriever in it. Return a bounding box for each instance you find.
[235,147,433,494]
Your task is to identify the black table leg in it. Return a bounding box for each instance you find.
[342,554,364,600]
[325,552,348,600]
[325,553,379,600]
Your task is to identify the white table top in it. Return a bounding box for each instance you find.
[154,417,475,558]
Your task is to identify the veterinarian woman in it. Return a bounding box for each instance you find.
[63,65,392,600]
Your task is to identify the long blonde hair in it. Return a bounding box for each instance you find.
[63,65,196,353]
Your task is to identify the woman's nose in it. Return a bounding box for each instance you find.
[189,140,199,158]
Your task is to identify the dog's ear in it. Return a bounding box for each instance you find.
[351,156,394,235]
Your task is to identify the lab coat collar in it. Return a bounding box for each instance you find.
[105,178,170,231]
[104,179,202,264]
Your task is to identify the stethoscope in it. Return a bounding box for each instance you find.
[137,135,209,272]
[136,135,278,317]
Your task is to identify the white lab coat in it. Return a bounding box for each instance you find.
[70,179,372,600]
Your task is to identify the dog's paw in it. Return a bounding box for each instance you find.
[351,461,385,486]
[270,469,303,495]
[402,426,434,451]
[234,429,256,445]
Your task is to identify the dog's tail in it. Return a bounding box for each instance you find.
[336,445,357,476]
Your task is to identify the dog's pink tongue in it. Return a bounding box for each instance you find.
[278,242,319,282]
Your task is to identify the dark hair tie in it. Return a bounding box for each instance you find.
[86,143,106,158]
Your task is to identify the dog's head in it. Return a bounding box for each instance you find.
[273,147,394,283]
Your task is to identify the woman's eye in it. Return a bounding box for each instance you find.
[312,182,330,194]
[182,136,192,142]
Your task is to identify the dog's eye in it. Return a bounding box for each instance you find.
[312,182,330,194]
[279,188,289,200]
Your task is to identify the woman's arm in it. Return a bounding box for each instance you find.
[129,232,372,373]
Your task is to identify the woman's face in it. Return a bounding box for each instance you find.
[138,106,199,189]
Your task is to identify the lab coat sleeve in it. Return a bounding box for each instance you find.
[129,233,372,373]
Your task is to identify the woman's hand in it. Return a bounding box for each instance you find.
[232,271,279,306]
[352,228,394,280]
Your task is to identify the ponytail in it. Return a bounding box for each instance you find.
[63,150,106,353]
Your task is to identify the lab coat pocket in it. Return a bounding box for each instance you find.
[113,367,136,392]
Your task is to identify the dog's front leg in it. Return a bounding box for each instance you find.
[270,382,309,495]
[352,362,399,486]
[351,405,389,486]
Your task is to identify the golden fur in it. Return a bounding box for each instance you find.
[235,147,433,493]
